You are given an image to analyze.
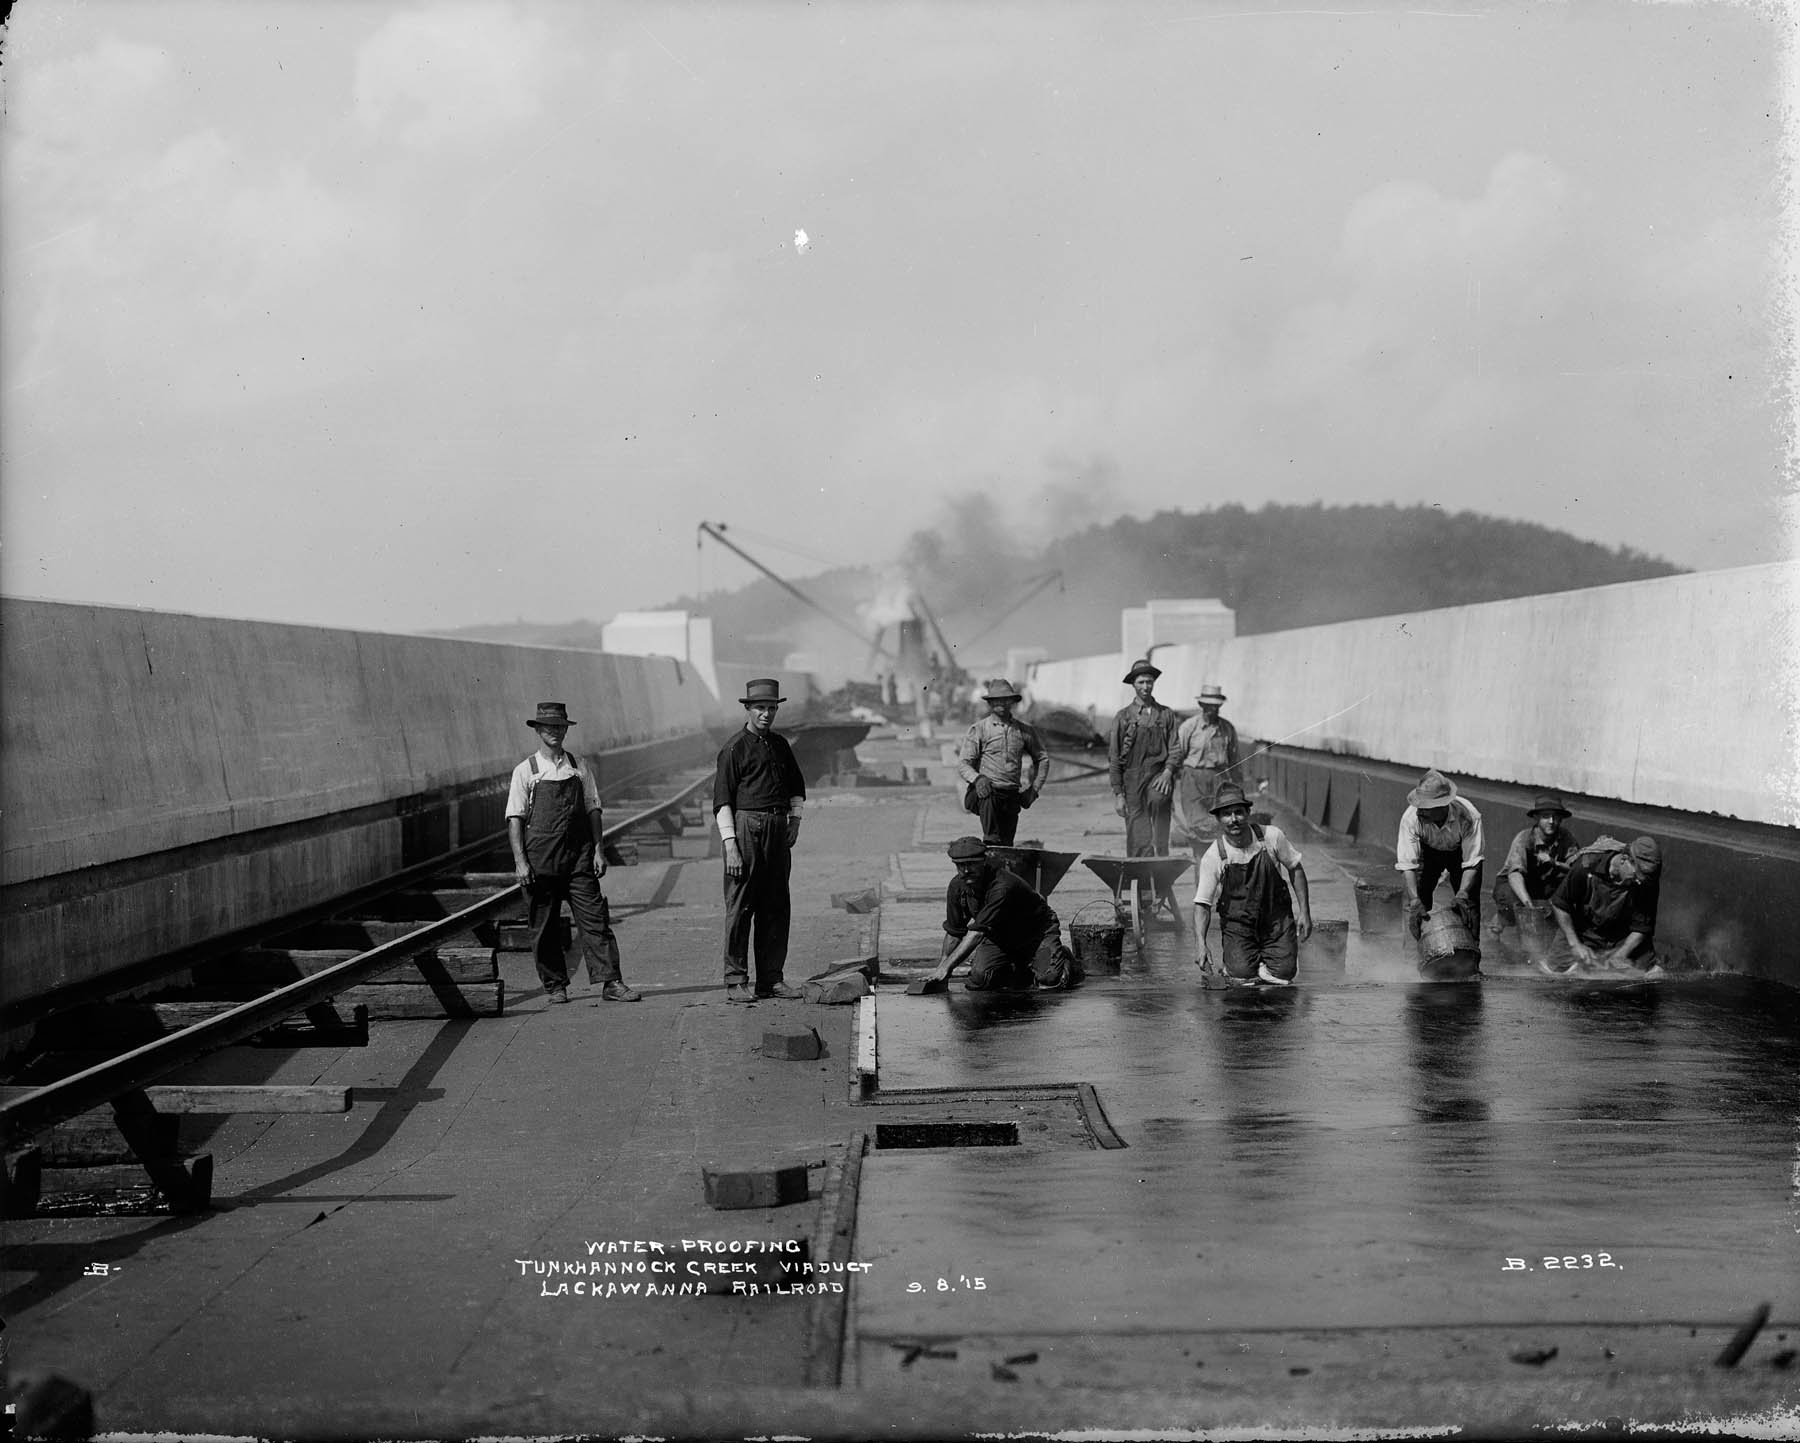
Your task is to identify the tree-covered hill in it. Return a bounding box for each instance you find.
[432,502,1683,680]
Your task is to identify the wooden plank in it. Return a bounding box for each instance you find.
[138,1085,352,1114]
[333,981,503,1019]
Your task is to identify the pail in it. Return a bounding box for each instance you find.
[1353,880,1405,935]
[1069,901,1125,974]
[1300,918,1349,973]
[1419,907,1479,962]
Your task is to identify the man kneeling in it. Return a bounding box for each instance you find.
[1192,784,1313,986]
[927,837,1081,991]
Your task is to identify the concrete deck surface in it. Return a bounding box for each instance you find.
[3,733,1796,1440]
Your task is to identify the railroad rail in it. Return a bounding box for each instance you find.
[0,771,714,1214]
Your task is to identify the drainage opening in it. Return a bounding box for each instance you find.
[874,1122,1019,1149]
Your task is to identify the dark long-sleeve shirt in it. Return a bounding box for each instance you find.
[1551,850,1658,946]
[943,866,1057,958]
[712,727,806,814]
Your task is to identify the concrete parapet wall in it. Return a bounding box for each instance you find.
[0,600,724,1003]
[2,600,717,885]
[1027,563,1799,829]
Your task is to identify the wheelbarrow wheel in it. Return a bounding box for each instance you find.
[1127,878,1145,948]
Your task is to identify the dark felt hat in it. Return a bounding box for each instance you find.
[947,836,989,861]
[741,678,786,706]
[1122,658,1162,684]
[1527,794,1572,818]
[1209,783,1252,815]
[528,701,576,729]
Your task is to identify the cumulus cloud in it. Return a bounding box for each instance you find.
[353,1,560,149]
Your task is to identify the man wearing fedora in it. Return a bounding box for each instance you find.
[927,837,1080,991]
[1490,794,1580,962]
[1546,834,1666,976]
[712,678,807,1003]
[1191,783,1312,986]
[507,702,638,1005]
[1395,768,1486,942]
[1108,658,1182,916]
[1163,682,1241,852]
[956,678,1049,846]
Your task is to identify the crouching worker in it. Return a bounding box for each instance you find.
[1191,784,1312,986]
[926,837,1081,991]
[1545,835,1665,976]
[1490,793,1579,962]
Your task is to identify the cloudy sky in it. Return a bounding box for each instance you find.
[2,0,1794,634]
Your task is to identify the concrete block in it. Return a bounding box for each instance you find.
[761,1025,822,1060]
[671,834,717,860]
[633,835,674,859]
[831,888,881,914]
[702,1162,810,1209]
[802,974,869,1005]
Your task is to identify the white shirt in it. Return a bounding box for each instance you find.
[1193,824,1303,909]
[505,750,602,820]
[1394,797,1484,872]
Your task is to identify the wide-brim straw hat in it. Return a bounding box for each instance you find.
[1407,769,1459,809]
[1195,684,1228,705]
[983,678,1023,701]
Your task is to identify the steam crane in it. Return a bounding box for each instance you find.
[695,521,880,780]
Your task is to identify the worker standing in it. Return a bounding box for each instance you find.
[1164,682,1240,853]
[957,678,1049,846]
[713,678,807,1003]
[506,702,638,1006]
[1108,658,1182,917]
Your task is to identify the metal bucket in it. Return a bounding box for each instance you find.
[1069,902,1126,974]
[1300,918,1349,973]
[1353,880,1405,934]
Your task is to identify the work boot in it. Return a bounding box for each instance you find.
[547,987,570,1005]
[725,984,756,1004]
[600,980,641,1002]
[757,982,804,1000]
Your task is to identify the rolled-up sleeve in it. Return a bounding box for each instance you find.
[1395,809,1421,871]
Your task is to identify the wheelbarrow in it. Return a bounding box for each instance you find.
[985,846,1081,899]
[1079,854,1194,948]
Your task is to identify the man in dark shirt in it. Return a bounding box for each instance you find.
[925,837,1080,991]
[712,678,807,1003]
[1490,793,1580,963]
[1546,835,1664,976]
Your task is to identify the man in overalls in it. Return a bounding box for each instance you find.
[1108,658,1182,917]
[506,702,637,1005]
[1191,784,1313,985]
[1395,768,1486,941]
[1163,682,1240,853]
[713,678,807,1003]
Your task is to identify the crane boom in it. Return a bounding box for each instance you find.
[697,522,894,660]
